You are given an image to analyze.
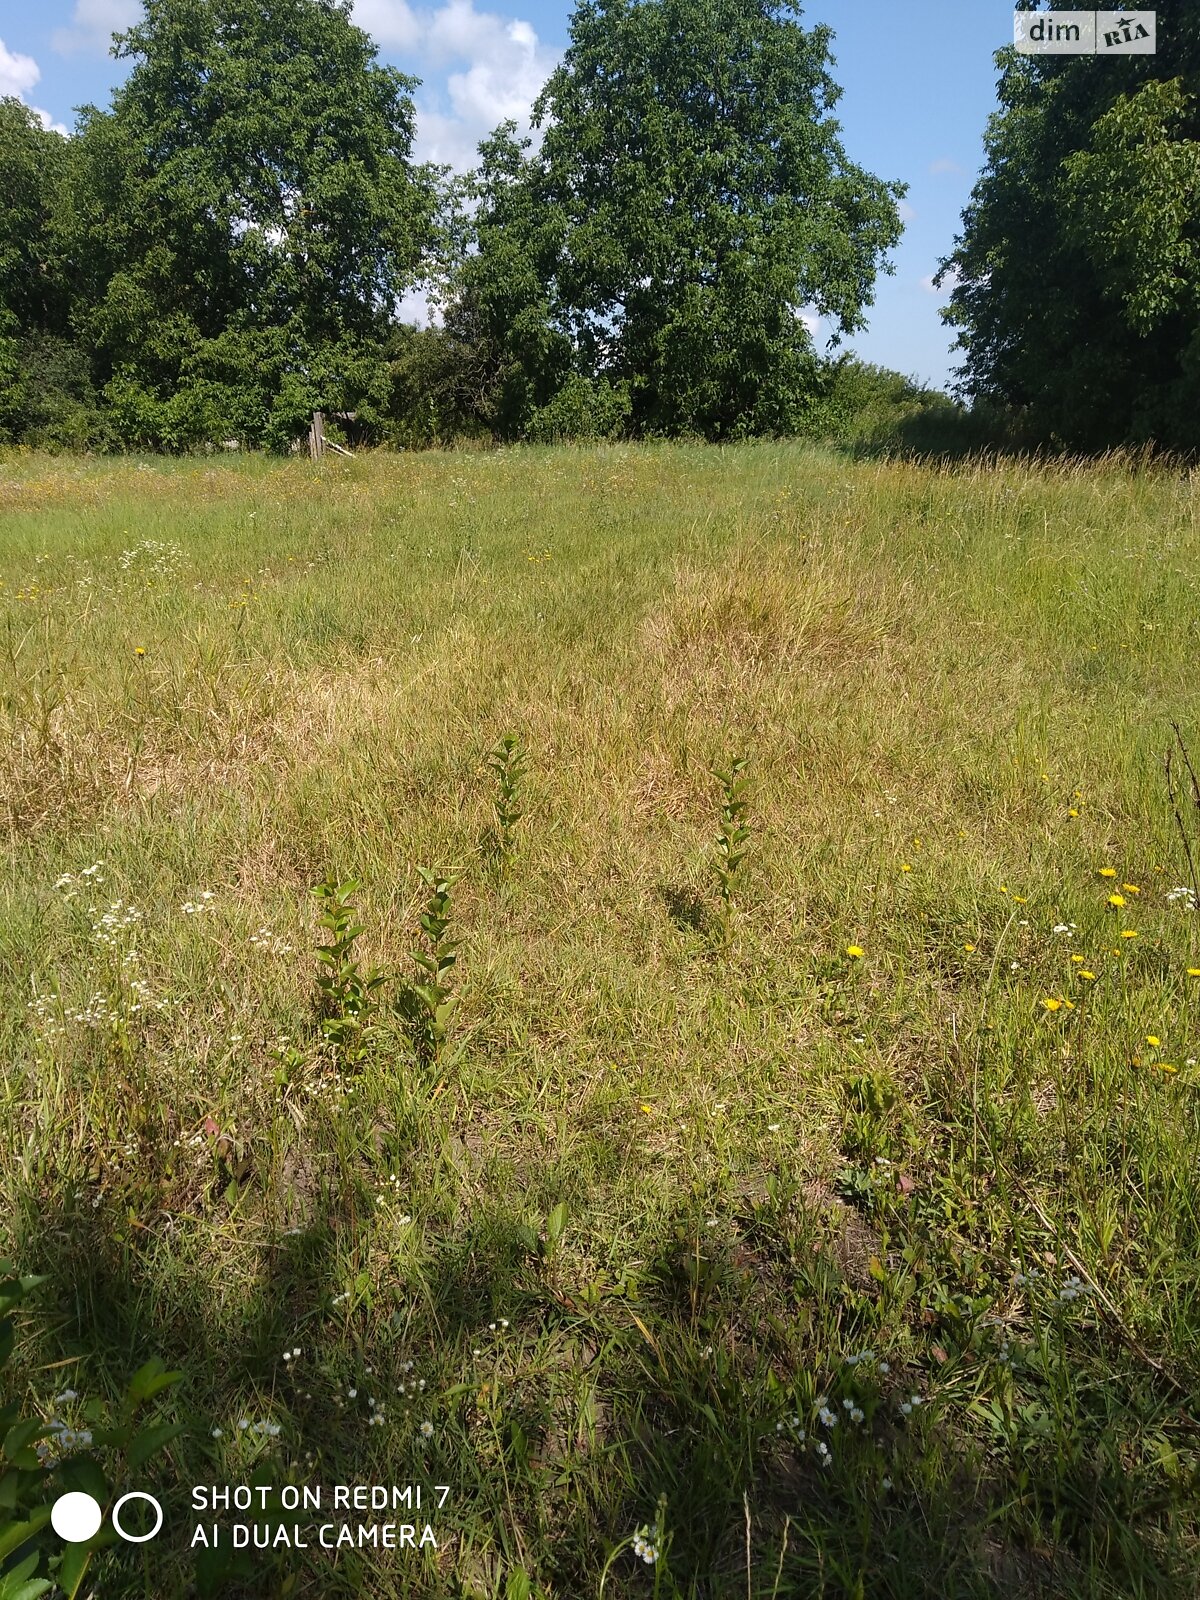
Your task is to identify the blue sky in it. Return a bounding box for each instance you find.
[0,1,1015,389]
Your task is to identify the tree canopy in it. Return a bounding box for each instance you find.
[60,0,438,448]
[448,0,906,441]
[938,8,1200,451]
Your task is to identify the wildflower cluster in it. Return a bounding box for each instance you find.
[91,900,142,947]
[236,1417,282,1439]
[118,538,184,581]
[632,1527,660,1564]
[181,891,216,915]
[776,1411,805,1440]
[52,862,105,901]
[249,924,294,954]
[374,1173,411,1222]
[845,1347,890,1375]
[1058,1274,1091,1303]
[35,1392,94,1464]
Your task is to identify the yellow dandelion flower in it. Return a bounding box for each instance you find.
[1079,970,1096,980]
[1098,867,1117,878]
[1068,808,1079,818]
[1188,968,1200,978]
[1042,997,1063,1011]
[1014,895,1028,904]
[1120,930,1138,939]
[1070,954,1084,963]
[134,646,145,656]
[1158,1063,1179,1075]
[900,864,912,872]
[639,1103,653,1114]
[1146,1035,1162,1048]
[964,942,976,953]
[1122,884,1140,895]
[999,885,1009,894]
[846,945,864,958]
[1107,893,1126,907]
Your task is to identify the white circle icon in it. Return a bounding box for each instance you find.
[111,1491,164,1543]
[51,1492,103,1543]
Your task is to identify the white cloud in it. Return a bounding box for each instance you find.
[352,0,558,168]
[929,157,964,176]
[897,199,916,224]
[352,0,422,52]
[1,38,41,97]
[920,268,960,297]
[31,105,71,136]
[396,286,441,326]
[0,39,68,135]
[51,0,141,57]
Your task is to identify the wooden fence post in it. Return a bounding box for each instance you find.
[308,410,326,460]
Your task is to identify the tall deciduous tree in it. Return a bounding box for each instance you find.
[451,0,905,441]
[938,8,1200,451]
[66,0,438,448]
[0,99,86,442]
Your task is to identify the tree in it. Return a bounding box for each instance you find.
[0,99,95,444]
[450,0,905,441]
[938,7,1200,452]
[64,0,438,449]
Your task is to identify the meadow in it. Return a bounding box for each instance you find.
[1,441,1199,1598]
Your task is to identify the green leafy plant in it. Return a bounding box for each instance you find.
[311,876,387,1069]
[487,733,528,865]
[711,755,751,936]
[0,1261,183,1600]
[395,868,460,1067]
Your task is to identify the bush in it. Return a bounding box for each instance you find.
[526,373,632,443]
[0,332,111,450]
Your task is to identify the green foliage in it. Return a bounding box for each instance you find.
[4,334,111,452]
[0,100,70,337]
[0,1264,182,1600]
[58,0,438,450]
[487,732,528,864]
[443,124,574,441]
[373,324,478,448]
[0,100,77,446]
[448,0,905,441]
[711,755,751,932]
[939,16,1200,450]
[526,373,632,443]
[394,867,460,1067]
[311,876,386,1068]
[1062,78,1200,337]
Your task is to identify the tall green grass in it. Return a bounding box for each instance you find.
[2,442,1199,1598]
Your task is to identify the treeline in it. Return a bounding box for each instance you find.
[2,0,1198,456]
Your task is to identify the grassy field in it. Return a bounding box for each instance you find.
[2,441,1200,1599]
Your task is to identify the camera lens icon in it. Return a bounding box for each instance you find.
[112,1491,164,1542]
[51,1490,164,1544]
